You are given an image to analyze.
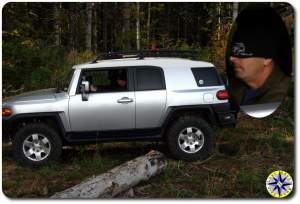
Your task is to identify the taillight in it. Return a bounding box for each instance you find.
[216,90,229,100]
[2,108,12,117]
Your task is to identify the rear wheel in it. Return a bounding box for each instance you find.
[13,123,62,167]
[166,116,213,161]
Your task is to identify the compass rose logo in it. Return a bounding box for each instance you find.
[266,170,293,198]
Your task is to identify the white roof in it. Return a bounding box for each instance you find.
[72,57,214,70]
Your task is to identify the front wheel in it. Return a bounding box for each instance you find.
[13,123,62,167]
[166,116,213,161]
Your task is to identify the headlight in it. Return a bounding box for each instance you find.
[2,108,12,117]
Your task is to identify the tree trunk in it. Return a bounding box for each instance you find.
[112,2,118,52]
[217,2,221,40]
[183,4,188,40]
[69,3,79,52]
[103,3,108,52]
[54,3,61,46]
[147,2,151,44]
[50,151,167,199]
[232,2,238,22]
[177,17,180,39]
[86,3,92,51]
[123,2,131,51]
[136,2,140,50]
[93,3,98,53]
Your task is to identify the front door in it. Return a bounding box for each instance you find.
[68,68,135,132]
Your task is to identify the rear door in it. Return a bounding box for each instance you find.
[134,66,167,129]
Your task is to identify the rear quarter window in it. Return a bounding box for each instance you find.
[191,67,223,87]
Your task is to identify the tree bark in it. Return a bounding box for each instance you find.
[147,2,151,44]
[103,3,108,52]
[232,2,239,22]
[217,2,221,40]
[93,3,98,53]
[54,3,61,46]
[123,2,131,51]
[50,151,167,199]
[69,3,79,52]
[136,2,140,50]
[86,3,92,51]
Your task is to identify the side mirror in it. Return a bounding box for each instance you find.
[81,81,90,101]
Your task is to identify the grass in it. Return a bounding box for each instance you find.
[2,96,294,198]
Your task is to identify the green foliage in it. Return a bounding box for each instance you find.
[29,66,53,89]
[67,50,96,65]
[72,153,104,172]
[2,40,96,95]
[270,132,287,150]
[39,162,62,175]
[198,47,213,61]
[234,169,266,197]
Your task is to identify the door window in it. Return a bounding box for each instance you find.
[79,69,128,93]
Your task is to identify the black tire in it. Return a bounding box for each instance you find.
[13,123,62,167]
[166,115,213,161]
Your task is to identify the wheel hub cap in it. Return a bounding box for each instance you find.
[178,127,204,154]
[22,133,51,161]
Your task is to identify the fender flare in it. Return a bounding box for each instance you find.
[4,112,67,139]
[161,105,216,131]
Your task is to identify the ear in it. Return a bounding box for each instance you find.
[263,58,273,67]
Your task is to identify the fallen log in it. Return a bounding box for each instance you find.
[51,150,167,198]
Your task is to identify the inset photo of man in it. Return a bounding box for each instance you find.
[226,5,293,117]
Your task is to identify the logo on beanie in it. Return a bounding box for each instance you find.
[232,42,254,57]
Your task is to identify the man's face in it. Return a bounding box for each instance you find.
[230,56,266,82]
[117,79,126,87]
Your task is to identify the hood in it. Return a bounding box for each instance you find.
[3,88,60,105]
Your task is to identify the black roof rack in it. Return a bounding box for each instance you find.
[91,49,198,63]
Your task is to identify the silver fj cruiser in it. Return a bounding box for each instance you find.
[3,50,236,167]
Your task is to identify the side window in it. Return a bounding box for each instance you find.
[191,67,223,87]
[79,69,128,93]
[136,67,165,91]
